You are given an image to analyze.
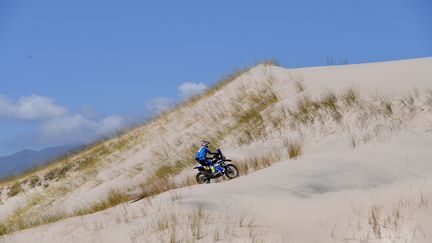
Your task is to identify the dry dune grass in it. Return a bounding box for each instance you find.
[341,191,432,241]
[74,189,131,216]
[0,62,285,235]
[235,139,303,176]
[0,193,66,235]
[1,83,430,237]
[235,150,283,175]
[128,202,277,243]
[1,59,431,241]
[0,189,131,235]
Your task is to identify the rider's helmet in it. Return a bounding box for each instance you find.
[201,140,210,147]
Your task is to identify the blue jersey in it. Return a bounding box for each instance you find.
[195,146,211,161]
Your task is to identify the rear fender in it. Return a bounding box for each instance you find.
[194,166,205,171]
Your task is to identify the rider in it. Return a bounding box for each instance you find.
[195,141,220,176]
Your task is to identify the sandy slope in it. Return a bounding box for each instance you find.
[178,130,432,242]
[1,57,432,243]
[3,132,432,243]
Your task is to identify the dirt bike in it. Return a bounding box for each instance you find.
[194,148,240,184]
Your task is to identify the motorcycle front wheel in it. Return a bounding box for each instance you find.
[224,164,240,179]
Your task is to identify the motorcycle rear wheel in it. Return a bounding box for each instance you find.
[196,172,211,184]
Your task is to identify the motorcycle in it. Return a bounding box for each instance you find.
[194,148,240,184]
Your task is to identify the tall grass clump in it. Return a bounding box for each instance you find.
[134,174,197,203]
[153,164,182,180]
[149,143,201,181]
[202,66,252,99]
[265,105,289,131]
[43,163,74,182]
[288,95,321,125]
[343,190,432,241]
[285,140,303,159]
[7,182,23,197]
[0,204,68,236]
[368,205,382,238]
[372,94,394,117]
[382,100,393,116]
[288,91,347,127]
[399,93,416,111]
[235,150,282,175]
[294,79,305,92]
[234,89,279,145]
[4,212,67,235]
[341,87,359,107]
[260,58,280,67]
[426,89,432,108]
[320,92,338,110]
[236,90,279,125]
[74,189,131,216]
[320,91,342,122]
[203,59,279,100]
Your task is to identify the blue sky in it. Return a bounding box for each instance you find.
[0,0,431,156]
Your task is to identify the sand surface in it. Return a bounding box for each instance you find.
[1,57,432,243]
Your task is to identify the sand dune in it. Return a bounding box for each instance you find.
[1,57,432,243]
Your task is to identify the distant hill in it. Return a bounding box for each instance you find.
[0,145,83,179]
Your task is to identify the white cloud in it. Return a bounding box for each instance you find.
[0,95,67,120]
[38,114,95,144]
[178,82,208,99]
[142,82,208,117]
[97,115,125,135]
[2,81,208,150]
[145,97,174,114]
[37,114,125,145]
[0,94,127,149]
